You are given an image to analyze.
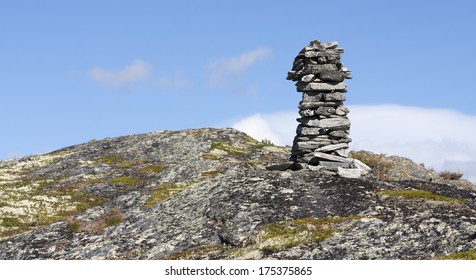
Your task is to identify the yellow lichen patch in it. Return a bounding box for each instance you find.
[438,250,476,260]
[377,189,466,203]
[144,182,193,209]
[200,170,224,178]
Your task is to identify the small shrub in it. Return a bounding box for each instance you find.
[439,170,464,180]
[261,138,274,145]
[66,217,81,233]
[104,208,124,226]
[351,151,393,181]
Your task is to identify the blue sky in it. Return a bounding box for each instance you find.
[2,1,476,180]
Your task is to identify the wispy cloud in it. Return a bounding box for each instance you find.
[157,70,191,90]
[88,59,151,87]
[207,48,271,86]
[231,105,476,182]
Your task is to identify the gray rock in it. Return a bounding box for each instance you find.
[312,151,353,163]
[301,74,316,83]
[299,109,316,117]
[297,81,347,92]
[323,92,346,101]
[321,41,338,49]
[266,162,294,171]
[296,141,328,150]
[352,159,372,175]
[296,126,322,136]
[337,167,362,178]
[329,131,348,138]
[315,107,336,116]
[318,118,351,130]
[319,71,346,83]
[316,143,349,153]
[335,105,350,116]
[302,92,323,103]
[302,64,338,74]
[299,101,342,110]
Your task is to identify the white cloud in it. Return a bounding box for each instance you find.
[208,48,271,86]
[157,70,191,89]
[88,59,151,87]
[232,112,297,146]
[231,104,476,182]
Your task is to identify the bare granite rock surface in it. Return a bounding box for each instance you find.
[0,128,475,260]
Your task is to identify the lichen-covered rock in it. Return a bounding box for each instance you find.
[0,128,475,260]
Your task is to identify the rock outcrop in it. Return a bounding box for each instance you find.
[0,128,475,260]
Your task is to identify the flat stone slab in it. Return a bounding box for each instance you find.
[297,81,347,92]
[315,143,349,152]
[299,118,351,131]
[312,151,353,163]
[337,167,363,178]
[266,162,294,171]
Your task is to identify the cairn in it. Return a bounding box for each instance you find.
[285,40,369,177]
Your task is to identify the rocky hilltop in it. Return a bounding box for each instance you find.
[0,128,475,260]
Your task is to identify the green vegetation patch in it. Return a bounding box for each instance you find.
[201,170,224,178]
[142,164,165,173]
[378,189,466,203]
[108,176,144,186]
[211,140,247,156]
[438,250,476,260]
[201,153,223,160]
[258,217,357,254]
[145,182,193,209]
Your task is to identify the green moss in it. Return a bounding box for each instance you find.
[97,155,125,165]
[201,153,223,160]
[108,176,144,186]
[2,217,25,228]
[201,170,224,178]
[243,136,260,144]
[142,164,165,173]
[378,189,466,203]
[438,250,476,260]
[259,217,357,253]
[144,182,193,209]
[211,140,246,156]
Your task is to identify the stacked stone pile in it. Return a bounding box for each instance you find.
[286,40,369,177]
